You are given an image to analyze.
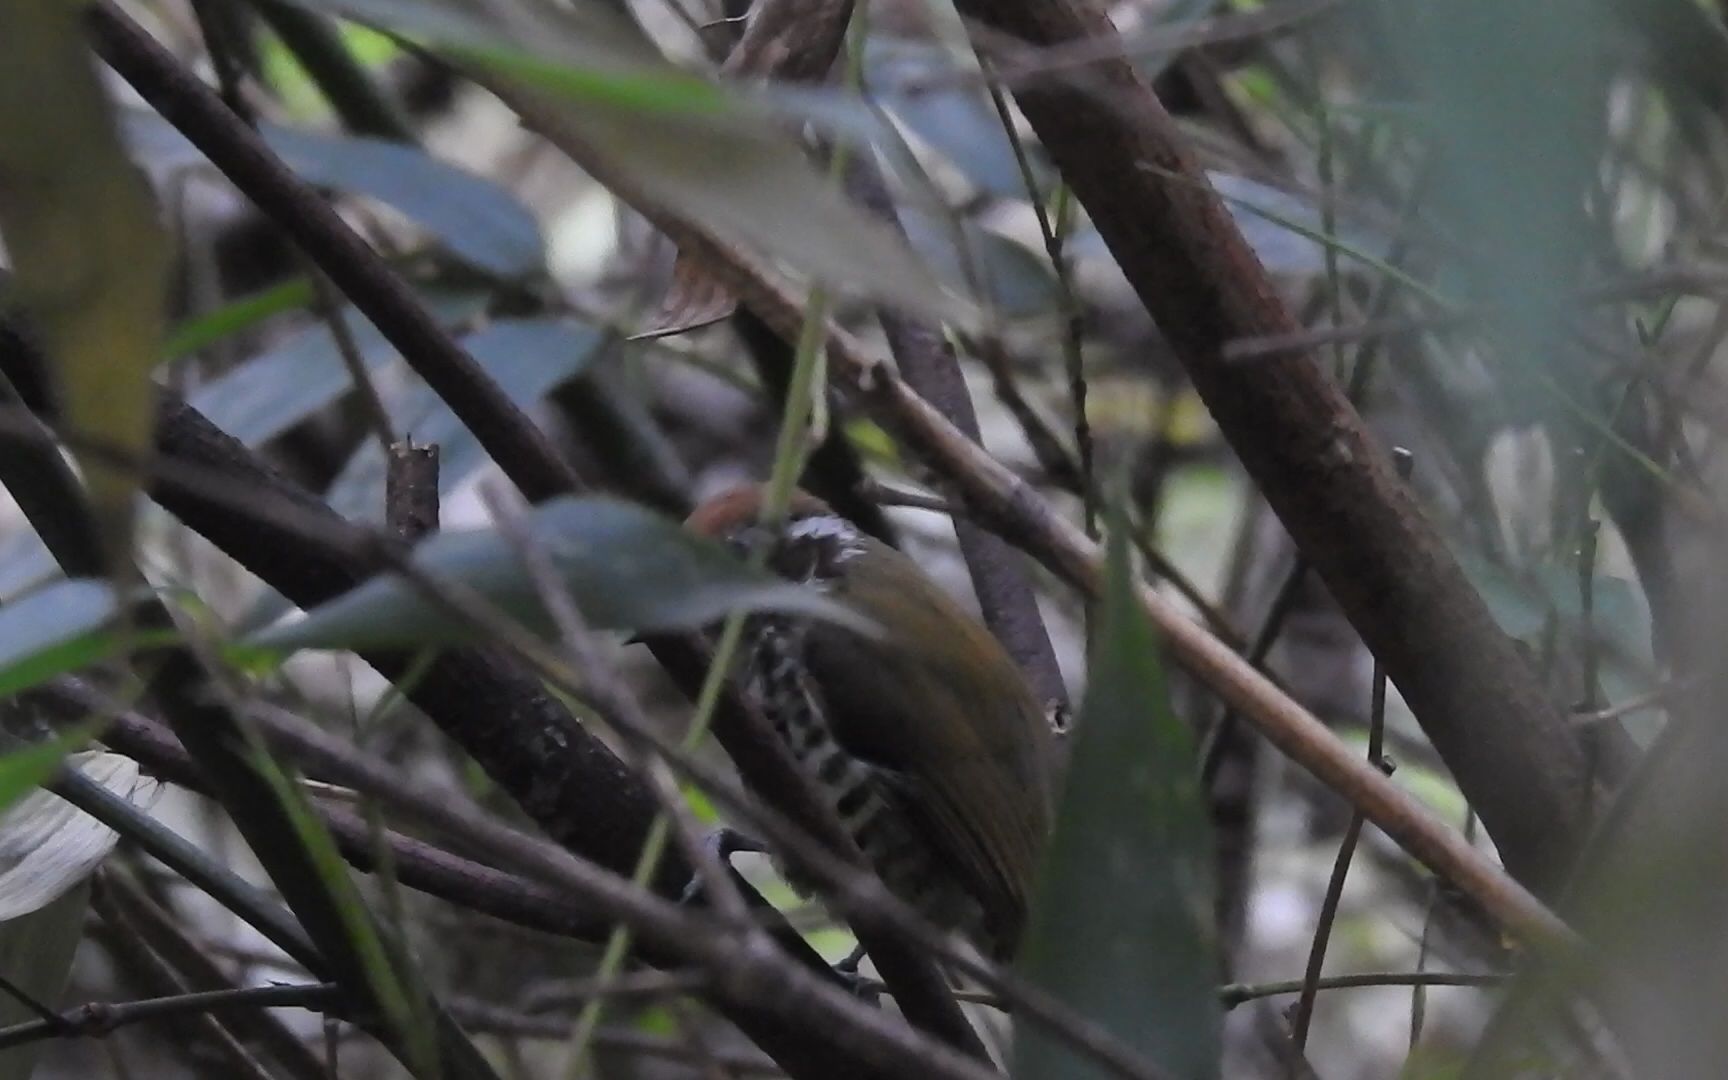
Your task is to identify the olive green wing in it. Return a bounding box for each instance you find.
[802,546,1054,949]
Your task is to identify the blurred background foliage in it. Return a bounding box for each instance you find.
[0,0,1723,1077]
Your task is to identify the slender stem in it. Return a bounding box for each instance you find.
[0,983,343,1052]
[980,62,1095,537]
[1292,450,1410,1049]
[1198,554,1308,785]
[567,74,852,1065]
[1221,970,1505,1010]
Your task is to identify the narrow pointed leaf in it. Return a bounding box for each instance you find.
[0,580,139,698]
[279,0,975,326]
[1016,503,1222,1080]
[124,111,544,278]
[0,1,170,570]
[249,495,870,653]
[161,277,318,361]
[248,748,435,1072]
[187,289,487,446]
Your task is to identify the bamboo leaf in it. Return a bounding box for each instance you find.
[1016,500,1222,1080]
[0,2,170,572]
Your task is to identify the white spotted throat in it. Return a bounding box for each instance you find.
[686,485,1056,960]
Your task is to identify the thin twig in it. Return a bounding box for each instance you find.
[88,0,978,1037]
[1292,449,1412,1049]
[1578,677,1699,726]
[0,983,344,1052]
[86,904,279,1080]
[30,404,1160,1078]
[96,869,331,1080]
[74,708,998,1080]
[1409,808,1476,1053]
[432,1006,785,1076]
[126,458,1165,1080]
[253,0,414,141]
[845,157,1072,712]
[1198,552,1307,786]
[0,973,69,1033]
[1225,265,1728,362]
[96,0,1562,967]
[980,62,1094,536]
[517,970,712,1014]
[473,479,754,1072]
[311,268,397,452]
[1221,970,1505,1010]
[969,334,1241,641]
[12,313,1583,970]
[88,702,623,945]
[949,0,1595,897]
[1257,1004,1326,1080]
[1575,520,1602,712]
[136,394,962,1079]
[928,0,1341,93]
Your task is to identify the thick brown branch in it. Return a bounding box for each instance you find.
[475,55,1577,944]
[493,126,1573,946]
[139,395,911,1080]
[947,0,1589,894]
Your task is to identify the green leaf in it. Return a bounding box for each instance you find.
[0,743,71,826]
[186,288,488,446]
[247,749,432,1071]
[900,210,1060,316]
[124,111,545,278]
[0,580,140,698]
[454,41,727,116]
[1015,501,1221,1080]
[264,126,544,277]
[0,0,171,570]
[281,0,976,327]
[161,278,318,361]
[505,85,974,328]
[248,495,871,653]
[867,38,1047,201]
[0,733,103,822]
[289,0,666,73]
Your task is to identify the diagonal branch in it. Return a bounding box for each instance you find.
[87,3,584,505]
[483,81,1575,951]
[80,9,979,1054]
[142,394,939,1078]
[843,152,1072,714]
[712,0,1070,709]
[945,0,1590,896]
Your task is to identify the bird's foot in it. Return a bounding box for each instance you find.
[677,827,768,906]
[832,943,882,1004]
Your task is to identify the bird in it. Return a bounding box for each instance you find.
[685,484,1056,960]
